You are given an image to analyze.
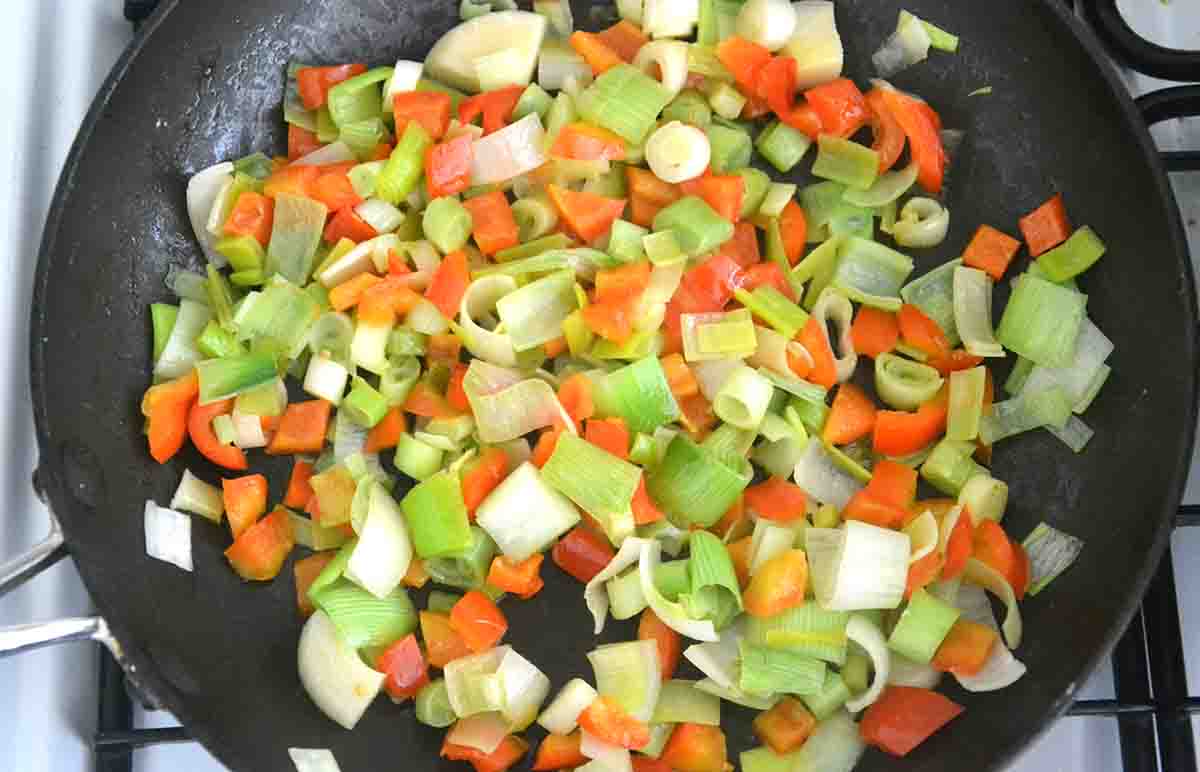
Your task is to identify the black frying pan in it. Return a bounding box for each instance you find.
[21,1,1199,770]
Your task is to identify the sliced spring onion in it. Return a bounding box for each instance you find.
[793,438,864,510]
[899,258,961,346]
[591,356,681,433]
[843,614,890,712]
[829,237,913,311]
[996,274,1088,368]
[952,266,1004,357]
[893,197,950,248]
[463,359,574,443]
[539,678,599,734]
[144,501,192,572]
[1022,522,1084,596]
[647,434,750,528]
[979,386,1072,446]
[476,461,579,561]
[589,639,662,722]
[445,646,508,718]
[297,610,385,730]
[874,353,944,411]
[806,522,910,610]
[739,641,826,696]
[964,557,1022,648]
[639,539,719,642]
[542,433,640,543]
[872,10,932,78]
[586,537,647,634]
[947,366,987,441]
[169,469,224,523]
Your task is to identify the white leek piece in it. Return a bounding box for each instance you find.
[498,647,552,729]
[793,438,864,510]
[645,121,710,183]
[872,10,932,78]
[903,510,938,565]
[170,469,224,523]
[694,678,779,710]
[633,41,690,101]
[692,358,743,403]
[713,364,774,430]
[407,297,451,335]
[955,642,1026,692]
[812,290,857,382]
[643,0,700,39]
[383,60,423,108]
[186,161,233,266]
[749,518,797,575]
[231,411,268,449]
[459,276,520,367]
[463,360,576,443]
[806,522,910,610]
[472,113,548,185]
[144,501,192,572]
[477,462,580,562]
[344,482,412,599]
[953,267,1004,357]
[303,352,350,405]
[496,270,579,351]
[639,539,719,642]
[586,537,648,634]
[894,197,950,248]
[538,678,599,734]
[297,611,385,729]
[792,710,865,772]
[354,198,405,234]
[288,749,342,772]
[963,558,1022,649]
[425,10,547,92]
[588,639,662,722]
[1022,522,1085,596]
[844,615,889,712]
[748,325,813,378]
[445,647,509,718]
[683,621,744,690]
[737,0,797,51]
[447,713,510,754]
[958,474,1008,524]
[784,1,843,89]
[886,653,941,689]
[351,321,392,376]
[154,299,212,380]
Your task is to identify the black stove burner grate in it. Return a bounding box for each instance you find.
[98,1,1200,771]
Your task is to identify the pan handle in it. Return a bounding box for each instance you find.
[1135,85,1200,173]
[0,509,67,597]
[1082,0,1200,82]
[0,616,120,658]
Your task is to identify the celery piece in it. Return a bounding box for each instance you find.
[920,438,987,496]
[800,181,848,242]
[196,320,245,359]
[887,588,960,663]
[745,604,850,665]
[342,377,389,428]
[760,183,797,219]
[196,353,279,405]
[377,121,433,205]
[1036,226,1107,282]
[812,135,880,191]
[996,274,1088,367]
[327,67,394,128]
[829,236,914,311]
[705,81,747,121]
[394,433,445,482]
[1005,355,1036,396]
[687,44,733,81]
[734,286,809,340]
[663,88,712,127]
[425,526,497,590]
[739,641,827,697]
[607,219,649,265]
[215,234,265,273]
[150,303,179,362]
[495,233,573,263]
[401,471,473,558]
[577,64,672,145]
[415,679,456,728]
[514,83,553,121]
[705,123,752,173]
[947,366,986,441]
[647,435,749,528]
[756,121,813,173]
[654,196,734,256]
[388,327,428,358]
[268,193,328,285]
[423,197,473,254]
[339,117,388,160]
[311,580,416,649]
[900,258,962,347]
[737,167,771,218]
[788,394,829,437]
[315,106,338,143]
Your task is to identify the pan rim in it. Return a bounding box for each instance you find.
[26,0,1198,769]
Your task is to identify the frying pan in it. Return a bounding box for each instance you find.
[1,0,1196,770]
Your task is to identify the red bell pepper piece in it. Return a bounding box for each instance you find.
[595,261,651,305]
[638,609,681,680]
[459,85,525,135]
[294,552,335,617]
[743,550,808,618]
[632,757,673,772]
[263,164,319,199]
[552,525,616,583]
[449,590,509,652]
[283,460,315,509]
[403,379,461,419]
[928,348,985,376]
[222,191,275,248]
[579,697,651,750]
[557,373,596,430]
[425,133,474,199]
[463,190,520,256]
[310,167,363,212]
[364,407,407,453]
[569,31,625,75]
[328,273,382,312]
[222,474,268,539]
[941,508,974,580]
[904,551,944,599]
[596,20,649,63]
[296,64,366,110]
[716,220,762,268]
[933,619,998,677]
[1019,192,1072,256]
[584,417,631,460]
[963,224,1023,280]
[141,370,199,464]
[266,400,332,456]
[743,477,808,523]
[546,185,628,243]
[487,553,545,599]
[631,476,665,526]
[898,303,951,359]
[660,723,727,772]
[694,174,745,223]
[224,507,294,581]
[715,36,772,93]
[865,88,907,173]
[461,446,510,513]
[860,686,964,757]
[804,78,869,138]
[324,206,377,244]
[188,398,247,470]
[393,90,453,140]
[756,55,798,118]
[442,735,529,772]
[287,124,323,161]
[879,87,947,194]
[626,167,680,227]
[550,122,628,161]
[375,633,431,702]
[778,199,809,265]
[823,382,877,445]
[850,306,900,358]
[974,519,1019,587]
[797,316,838,388]
[420,610,473,668]
[425,249,472,318]
[872,386,950,457]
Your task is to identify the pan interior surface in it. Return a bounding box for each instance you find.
[30,1,1195,770]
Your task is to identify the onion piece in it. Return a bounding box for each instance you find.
[499,647,552,729]
[231,410,269,449]
[581,732,634,772]
[682,620,745,689]
[303,353,350,405]
[586,537,649,634]
[186,162,233,266]
[955,642,1027,692]
[844,614,889,712]
[886,653,942,689]
[633,41,690,100]
[736,0,797,51]
[170,469,224,522]
[793,438,865,510]
[471,113,547,185]
[963,558,1023,649]
[784,1,843,90]
[144,501,192,572]
[383,60,423,108]
[477,462,580,562]
[288,748,342,772]
[344,482,412,599]
[642,0,700,39]
[297,611,385,730]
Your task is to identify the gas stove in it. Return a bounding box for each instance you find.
[0,1,1196,771]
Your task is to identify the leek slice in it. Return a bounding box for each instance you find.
[297,611,385,730]
[1048,415,1095,452]
[806,522,909,610]
[748,520,798,575]
[592,356,681,433]
[309,580,417,650]
[874,353,943,410]
[829,237,913,311]
[873,10,931,78]
[739,641,826,696]
[653,680,720,725]
[694,678,779,710]
[154,299,213,380]
[812,135,879,191]
[538,678,599,734]
[886,588,959,663]
[458,275,519,367]
[996,274,1088,367]
[713,365,774,429]
[639,539,719,642]
[463,359,575,443]
[683,531,743,628]
[344,482,412,599]
[793,439,864,510]
[953,266,1004,357]
[542,433,640,544]
[269,193,328,285]
[904,510,938,565]
[1018,318,1113,411]
[843,614,889,712]
[472,113,549,185]
[498,647,552,729]
[920,438,987,496]
[588,640,662,722]
[748,326,812,380]
[964,558,1022,648]
[477,462,579,562]
[745,604,849,665]
[899,258,961,346]
[979,386,1072,446]
[1022,522,1084,596]
[169,469,224,523]
[496,270,578,351]
[955,640,1027,693]
[684,620,744,688]
[946,366,987,441]
[894,197,950,249]
[784,1,844,90]
[802,672,851,720]
[646,434,750,528]
[586,537,647,634]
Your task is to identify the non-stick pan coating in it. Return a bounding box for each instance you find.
[30,1,1196,770]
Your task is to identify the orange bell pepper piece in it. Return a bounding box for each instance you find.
[283,460,316,509]
[263,164,319,199]
[551,122,629,161]
[449,590,509,653]
[878,87,947,195]
[188,398,248,470]
[963,224,1022,280]
[579,697,651,750]
[266,400,332,455]
[872,389,950,457]
[797,316,838,388]
[716,36,772,92]
[420,610,473,668]
[660,723,727,772]
[1019,192,1072,257]
[462,191,520,256]
[778,199,809,265]
[224,507,294,581]
[898,303,951,359]
[141,370,199,464]
[458,86,525,135]
[726,536,753,589]
[487,554,545,599]
[941,506,974,580]
[364,407,407,453]
[626,167,680,227]
[752,697,818,754]
[222,191,275,248]
[425,249,472,318]
[904,551,945,600]
[866,88,906,173]
[547,185,628,243]
[823,382,878,445]
[532,427,563,468]
[328,272,383,312]
[287,124,323,161]
[393,90,452,140]
[425,133,474,198]
[323,206,377,244]
[638,608,682,680]
[222,474,268,539]
[461,447,510,514]
[743,549,808,617]
[584,417,631,460]
[532,732,588,771]
[310,168,363,212]
[557,373,596,430]
[932,619,998,677]
[596,20,649,62]
[631,476,665,526]
[569,31,625,75]
[743,477,808,523]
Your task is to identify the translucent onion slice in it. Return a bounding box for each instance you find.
[186,161,233,266]
[793,438,864,510]
[806,522,909,611]
[886,653,942,689]
[472,113,548,185]
[459,275,520,367]
[144,501,192,572]
[447,712,510,754]
[538,678,599,734]
[963,558,1022,649]
[811,290,857,383]
[903,510,938,565]
[344,482,412,599]
[288,748,341,772]
[297,611,385,730]
[844,615,889,712]
[954,642,1027,692]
